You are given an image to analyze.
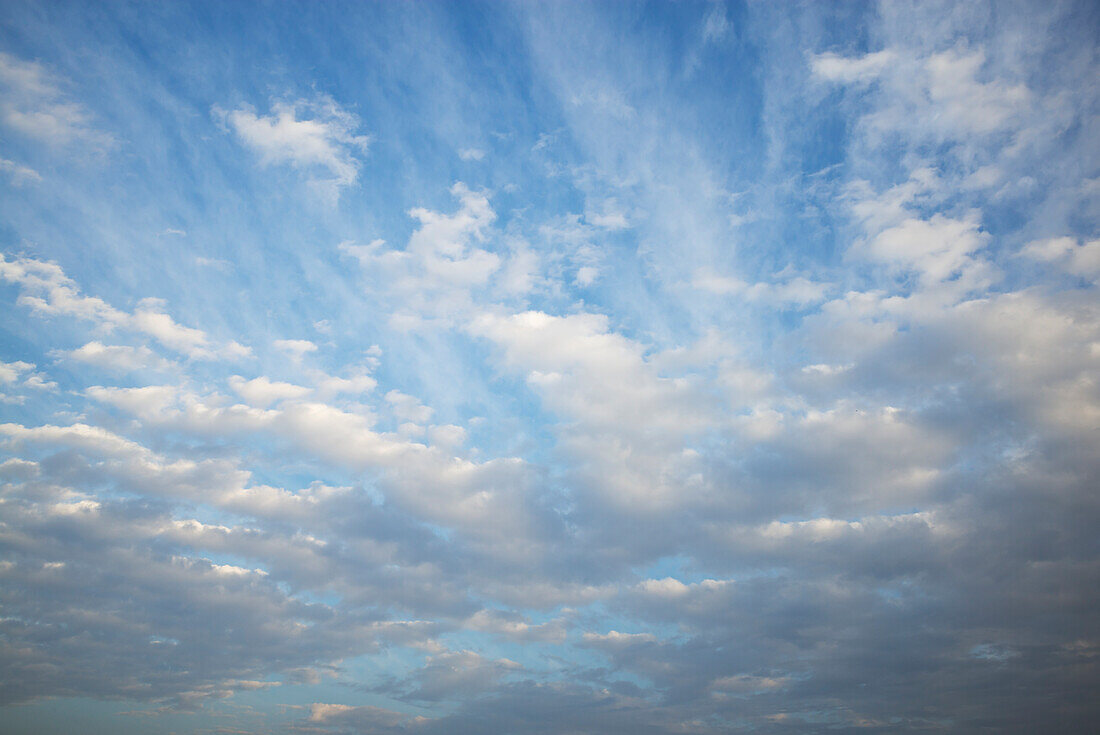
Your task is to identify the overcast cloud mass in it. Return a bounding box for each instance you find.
[1,1,1098,733]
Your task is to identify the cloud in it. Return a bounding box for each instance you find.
[584,198,630,230]
[0,157,42,185]
[2,3,1099,733]
[309,703,416,729]
[0,254,250,360]
[222,96,370,200]
[343,183,514,327]
[273,339,318,360]
[0,360,34,384]
[811,49,896,84]
[1021,236,1100,278]
[385,389,433,423]
[130,302,212,355]
[229,375,311,407]
[61,341,169,372]
[813,44,1033,145]
[0,51,112,149]
[396,650,522,702]
[859,212,989,285]
[692,268,830,306]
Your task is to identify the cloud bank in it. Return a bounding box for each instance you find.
[0,2,1097,733]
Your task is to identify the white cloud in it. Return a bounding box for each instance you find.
[315,372,377,398]
[131,302,212,357]
[815,45,1032,143]
[584,198,630,230]
[575,265,598,286]
[0,51,112,148]
[344,184,509,327]
[0,253,126,325]
[0,157,42,185]
[458,147,486,161]
[385,389,434,424]
[1021,237,1100,278]
[223,97,370,200]
[922,47,1029,134]
[692,268,829,306]
[811,50,896,84]
[229,375,311,408]
[582,630,657,645]
[273,339,318,360]
[0,360,34,384]
[0,254,249,361]
[860,212,989,285]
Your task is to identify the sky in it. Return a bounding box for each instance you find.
[0,1,1098,733]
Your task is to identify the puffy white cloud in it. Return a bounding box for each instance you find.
[385,389,433,424]
[921,47,1030,134]
[1021,236,1100,278]
[0,359,34,384]
[130,302,212,356]
[223,96,370,200]
[62,341,169,372]
[814,45,1031,140]
[273,338,318,359]
[860,213,988,284]
[810,49,896,84]
[0,253,126,324]
[315,371,378,397]
[342,183,530,327]
[0,254,249,360]
[229,375,311,407]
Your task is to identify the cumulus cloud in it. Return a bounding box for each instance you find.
[339,183,540,327]
[273,338,318,360]
[692,268,830,306]
[1021,236,1100,278]
[62,341,169,372]
[222,96,370,200]
[0,254,250,360]
[0,359,34,384]
[229,375,311,407]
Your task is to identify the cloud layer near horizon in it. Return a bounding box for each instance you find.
[1,2,1098,733]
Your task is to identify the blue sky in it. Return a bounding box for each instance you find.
[1,1,1099,733]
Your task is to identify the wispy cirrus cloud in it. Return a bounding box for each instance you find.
[0,51,112,149]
